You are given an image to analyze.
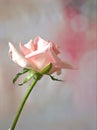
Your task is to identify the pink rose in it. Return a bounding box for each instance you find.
[9,36,74,74]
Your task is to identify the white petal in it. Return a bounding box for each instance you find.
[24,40,33,49]
[8,42,31,68]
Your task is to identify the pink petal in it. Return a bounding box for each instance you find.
[35,36,49,50]
[20,43,31,56]
[24,40,37,51]
[51,42,60,55]
[26,47,54,71]
[25,43,51,58]
[36,36,60,55]
[62,61,76,69]
[9,42,31,68]
[47,47,76,74]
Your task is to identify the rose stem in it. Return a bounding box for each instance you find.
[10,78,38,130]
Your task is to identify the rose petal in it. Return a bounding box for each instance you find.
[10,36,76,74]
[24,40,37,51]
[36,36,49,50]
[20,43,31,56]
[36,37,60,55]
[26,45,54,71]
[8,42,31,68]
[51,42,60,55]
[49,46,75,69]
[25,43,51,58]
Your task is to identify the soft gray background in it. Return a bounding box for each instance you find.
[0,0,96,130]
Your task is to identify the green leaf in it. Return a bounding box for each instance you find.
[49,75,63,82]
[13,68,30,84]
[40,63,52,75]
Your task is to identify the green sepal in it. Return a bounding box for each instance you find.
[13,68,30,84]
[40,63,52,75]
[49,75,63,82]
[33,72,42,80]
[13,63,62,86]
[18,70,35,86]
[19,70,43,86]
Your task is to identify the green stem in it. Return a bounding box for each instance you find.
[10,78,38,130]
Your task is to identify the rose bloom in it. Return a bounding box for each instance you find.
[9,36,74,75]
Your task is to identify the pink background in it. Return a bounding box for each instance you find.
[0,0,96,130]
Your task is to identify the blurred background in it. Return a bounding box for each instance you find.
[0,0,96,130]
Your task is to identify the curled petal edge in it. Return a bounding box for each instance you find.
[8,42,31,68]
